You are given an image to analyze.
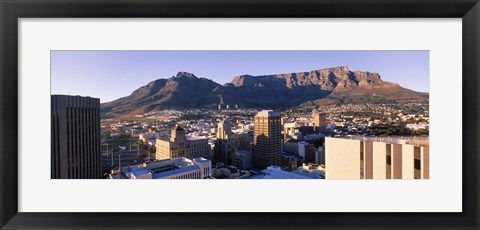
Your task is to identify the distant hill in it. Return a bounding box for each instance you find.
[101,66,428,118]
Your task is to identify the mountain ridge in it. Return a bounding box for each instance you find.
[101,66,428,118]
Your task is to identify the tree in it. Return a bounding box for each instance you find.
[149,146,156,154]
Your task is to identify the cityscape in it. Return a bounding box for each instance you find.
[51,51,429,180]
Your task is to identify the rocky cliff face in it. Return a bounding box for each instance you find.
[231,66,396,91]
[101,66,428,118]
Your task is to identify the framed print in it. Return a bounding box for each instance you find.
[1,0,479,229]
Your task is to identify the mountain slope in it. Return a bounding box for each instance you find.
[101,66,428,118]
[101,72,221,117]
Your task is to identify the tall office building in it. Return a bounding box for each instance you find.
[325,136,429,179]
[156,124,211,160]
[51,95,102,179]
[214,120,233,164]
[214,120,250,165]
[312,109,327,133]
[217,120,232,140]
[253,110,282,169]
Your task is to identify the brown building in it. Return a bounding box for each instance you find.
[253,110,282,169]
[312,109,327,133]
[51,95,102,179]
[214,120,233,164]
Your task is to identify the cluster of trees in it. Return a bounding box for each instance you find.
[368,123,428,136]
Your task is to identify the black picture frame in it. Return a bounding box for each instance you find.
[1,0,479,229]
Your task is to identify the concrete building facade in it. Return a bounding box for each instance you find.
[156,124,210,160]
[51,95,102,179]
[119,157,212,179]
[214,120,250,165]
[233,149,253,170]
[325,136,429,179]
[214,120,233,164]
[313,109,327,133]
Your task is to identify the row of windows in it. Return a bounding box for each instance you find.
[65,107,101,179]
[51,98,101,179]
[355,143,424,179]
[170,171,202,179]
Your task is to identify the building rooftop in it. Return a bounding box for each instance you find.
[260,167,314,179]
[144,157,192,168]
[235,150,251,156]
[245,166,320,179]
[121,165,152,178]
[174,124,185,131]
[152,165,200,179]
[255,110,280,117]
[330,135,429,146]
[186,135,207,141]
[232,129,249,134]
[291,167,324,179]
[193,157,209,163]
[218,119,232,125]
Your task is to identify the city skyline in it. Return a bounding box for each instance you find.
[51,50,429,103]
[50,51,430,180]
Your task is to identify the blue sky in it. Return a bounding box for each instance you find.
[51,50,429,103]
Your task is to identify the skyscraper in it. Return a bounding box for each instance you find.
[51,95,102,179]
[313,109,327,133]
[217,120,232,140]
[253,110,282,169]
[214,120,233,164]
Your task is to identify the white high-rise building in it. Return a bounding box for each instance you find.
[325,136,429,179]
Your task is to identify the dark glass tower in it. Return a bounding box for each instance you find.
[51,95,102,179]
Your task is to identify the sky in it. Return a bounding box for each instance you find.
[51,50,429,103]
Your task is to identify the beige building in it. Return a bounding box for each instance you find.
[156,124,211,160]
[253,110,282,169]
[313,109,327,133]
[214,120,233,164]
[283,122,296,140]
[214,120,249,165]
[325,136,429,179]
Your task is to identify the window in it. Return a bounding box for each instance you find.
[360,142,364,160]
[386,155,391,165]
[360,142,364,178]
[386,144,391,155]
[414,159,421,170]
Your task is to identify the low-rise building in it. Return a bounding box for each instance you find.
[233,149,253,170]
[156,124,211,160]
[117,157,212,179]
[212,163,250,179]
[250,165,322,179]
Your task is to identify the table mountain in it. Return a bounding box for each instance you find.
[101,66,428,118]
